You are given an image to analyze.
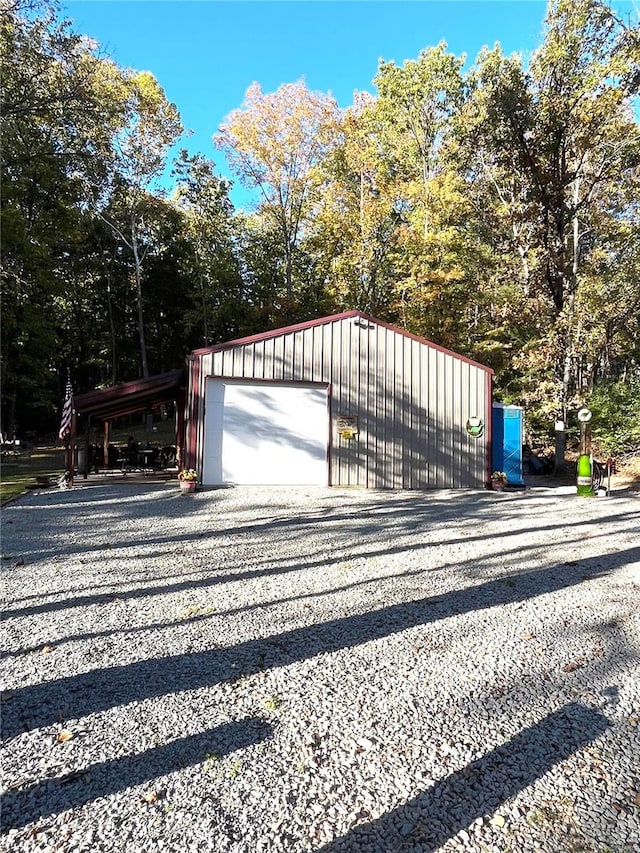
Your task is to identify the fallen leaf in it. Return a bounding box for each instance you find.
[628,716,638,727]
[56,729,74,744]
[42,645,54,654]
[562,657,586,673]
[520,632,535,641]
[140,790,159,804]
[490,814,506,828]
[178,604,203,620]
[633,792,640,806]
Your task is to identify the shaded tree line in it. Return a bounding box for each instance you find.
[1,0,638,448]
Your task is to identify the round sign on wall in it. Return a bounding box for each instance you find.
[466,416,484,438]
[577,408,593,423]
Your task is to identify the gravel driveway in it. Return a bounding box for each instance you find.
[2,482,639,853]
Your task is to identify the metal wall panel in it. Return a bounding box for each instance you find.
[191,315,490,489]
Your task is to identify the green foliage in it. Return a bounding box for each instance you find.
[0,0,122,435]
[215,80,340,314]
[589,379,640,455]
[465,0,640,423]
[2,0,639,447]
[173,152,248,346]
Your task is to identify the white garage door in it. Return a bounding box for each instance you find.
[202,380,329,486]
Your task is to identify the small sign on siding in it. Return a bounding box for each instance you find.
[337,415,358,439]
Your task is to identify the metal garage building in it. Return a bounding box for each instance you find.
[184,311,493,489]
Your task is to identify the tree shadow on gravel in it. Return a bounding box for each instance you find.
[3,548,637,741]
[4,524,634,659]
[5,484,637,572]
[1,565,432,660]
[316,702,609,852]
[4,498,637,620]
[1,716,272,831]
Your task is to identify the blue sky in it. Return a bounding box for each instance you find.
[58,1,570,205]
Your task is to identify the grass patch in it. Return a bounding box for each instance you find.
[0,417,179,505]
[1,447,66,504]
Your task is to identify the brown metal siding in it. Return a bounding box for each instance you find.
[194,315,489,489]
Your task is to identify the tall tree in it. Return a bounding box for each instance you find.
[309,92,401,315]
[375,42,465,236]
[468,0,640,427]
[91,70,183,378]
[371,44,480,348]
[215,80,339,318]
[0,0,128,435]
[172,152,246,345]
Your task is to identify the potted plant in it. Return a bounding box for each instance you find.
[491,471,507,490]
[178,468,198,493]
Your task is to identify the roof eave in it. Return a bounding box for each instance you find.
[190,311,493,375]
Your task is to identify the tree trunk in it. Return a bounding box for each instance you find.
[200,272,209,345]
[422,155,430,238]
[554,178,582,474]
[106,271,117,386]
[285,247,293,305]
[4,392,17,441]
[131,217,149,379]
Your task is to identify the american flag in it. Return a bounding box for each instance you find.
[58,374,74,441]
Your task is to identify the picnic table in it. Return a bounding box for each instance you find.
[83,442,175,474]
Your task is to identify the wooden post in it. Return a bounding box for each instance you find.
[175,389,186,470]
[553,418,565,477]
[104,421,110,471]
[68,411,77,487]
[83,416,90,479]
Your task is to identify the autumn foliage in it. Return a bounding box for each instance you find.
[2,0,638,449]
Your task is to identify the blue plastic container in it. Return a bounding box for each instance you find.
[492,404,524,486]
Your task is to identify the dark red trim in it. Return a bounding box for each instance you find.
[187,355,199,471]
[190,311,360,356]
[68,411,77,486]
[73,370,185,420]
[175,387,186,470]
[364,313,493,374]
[327,383,332,486]
[191,311,493,376]
[485,371,493,487]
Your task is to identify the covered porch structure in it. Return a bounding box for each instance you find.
[68,370,186,484]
